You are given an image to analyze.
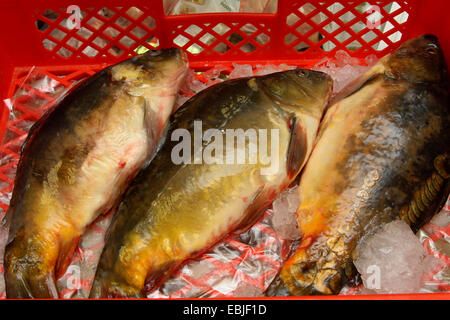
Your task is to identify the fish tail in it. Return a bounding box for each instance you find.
[90,253,176,298]
[4,230,59,298]
[264,274,293,297]
[89,275,144,299]
[4,267,58,299]
[88,278,104,298]
[269,238,351,296]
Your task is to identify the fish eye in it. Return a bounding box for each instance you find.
[148,50,162,56]
[296,70,308,78]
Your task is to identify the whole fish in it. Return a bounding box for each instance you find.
[3,48,188,298]
[89,69,333,298]
[267,35,450,296]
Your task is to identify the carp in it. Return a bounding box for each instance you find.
[3,48,188,298]
[89,69,333,298]
[267,35,450,296]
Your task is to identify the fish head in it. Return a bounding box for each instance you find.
[111,47,189,88]
[386,34,448,83]
[258,69,333,117]
[137,48,189,85]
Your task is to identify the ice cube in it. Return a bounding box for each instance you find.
[182,69,207,94]
[253,64,297,76]
[229,64,253,79]
[286,187,301,212]
[354,220,441,294]
[313,50,377,95]
[253,64,281,76]
[365,54,379,67]
[271,186,301,240]
[202,65,229,83]
[334,50,360,67]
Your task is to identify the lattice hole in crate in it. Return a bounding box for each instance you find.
[114,16,132,30]
[171,22,270,56]
[36,6,159,59]
[131,26,148,39]
[97,7,116,19]
[212,23,231,35]
[77,27,94,39]
[284,1,412,55]
[142,16,156,29]
[86,17,104,30]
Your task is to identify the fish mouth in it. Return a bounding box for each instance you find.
[390,34,446,78]
[396,34,441,57]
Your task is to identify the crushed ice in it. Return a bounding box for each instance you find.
[313,50,378,94]
[271,186,302,240]
[0,58,449,298]
[354,220,445,294]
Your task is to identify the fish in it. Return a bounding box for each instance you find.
[266,34,450,296]
[3,48,189,298]
[89,69,333,298]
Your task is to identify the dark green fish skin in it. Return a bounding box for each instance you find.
[89,69,333,298]
[267,35,450,296]
[3,48,188,298]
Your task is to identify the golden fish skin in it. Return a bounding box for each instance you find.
[267,35,450,296]
[89,70,333,298]
[3,48,188,298]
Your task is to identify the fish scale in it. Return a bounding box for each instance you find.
[267,35,450,296]
[3,48,189,298]
[90,69,333,298]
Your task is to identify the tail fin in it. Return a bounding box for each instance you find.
[4,230,59,298]
[264,274,292,297]
[4,267,58,299]
[89,276,144,298]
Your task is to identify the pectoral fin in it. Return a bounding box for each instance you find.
[330,63,384,105]
[286,117,307,179]
[55,235,81,279]
[234,187,270,234]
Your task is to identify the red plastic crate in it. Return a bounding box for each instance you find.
[0,0,448,299]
